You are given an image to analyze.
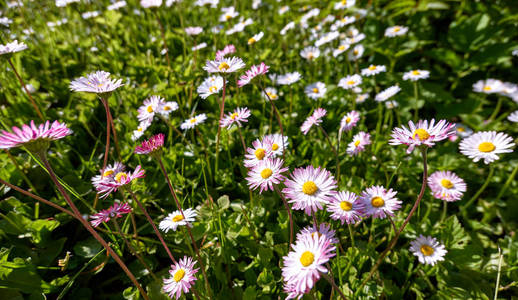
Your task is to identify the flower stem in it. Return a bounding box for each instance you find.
[274,185,294,247]
[488,97,503,122]
[495,164,518,201]
[321,272,347,300]
[7,58,44,121]
[461,164,495,215]
[347,223,355,247]
[356,148,428,294]
[101,97,121,160]
[413,81,419,120]
[215,79,227,175]
[37,154,148,300]
[260,83,286,160]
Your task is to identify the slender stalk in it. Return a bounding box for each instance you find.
[102,97,121,160]
[260,83,286,160]
[495,163,518,201]
[312,212,319,229]
[488,97,503,122]
[494,246,503,300]
[237,126,247,153]
[156,157,212,299]
[7,58,44,121]
[215,79,227,174]
[153,9,170,69]
[347,224,355,247]
[37,154,148,300]
[94,98,111,209]
[413,81,419,119]
[274,185,294,247]
[357,148,428,292]
[387,214,397,235]
[320,272,347,300]
[461,165,494,214]
[126,189,177,264]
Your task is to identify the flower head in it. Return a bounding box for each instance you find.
[180,114,207,130]
[135,133,164,155]
[305,82,326,100]
[278,72,302,85]
[361,64,386,77]
[327,191,365,224]
[246,158,288,193]
[427,170,466,202]
[300,46,320,61]
[197,75,224,99]
[237,62,269,87]
[339,111,360,133]
[360,185,400,219]
[70,71,123,95]
[403,69,430,81]
[0,120,71,152]
[0,40,28,55]
[283,165,337,215]
[389,119,455,153]
[92,163,145,198]
[409,235,447,266]
[220,107,251,129]
[333,42,350,57]
[301,108,326,135]
[296,223,339,244]
[459,131,515,164]
[248,32,264,45]
[90,202,132,227]
[185,26,203,36]
[203,56,245,73]
[140,0,161,8]
[132,119,152,141]
[338,74,362,90]
[348,44,364,61]
[508,111,518,123]
[159,208,197,232]
[243,137,273,168]
[263,87,279,100]
[137,95,162,122]
[215,44,236,60]
[375,85,400,102]
[264,133,288,157]
[163,256,199,299]
[385,25,408,37]
[473,79,503,94]
[347,131,371,155]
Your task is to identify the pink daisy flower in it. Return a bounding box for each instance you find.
[264,133,288,157]
[219,107,251,129]
[215,44,236,60]
[281,234,336,296]
[135,133,164,155]
[92,163,145,198]
[91,162,125,188]
[243,137,273,168]
[246,158,288,193]
[203,56,245,73]
[163,256,199,300]
[360,186,401,219]
[296,223,339,244]
[90,202,132,227]
[427,170,467,202]
[137,95,163,122]
[0,120,72,152]
[237,62,269,87]
[283,281,307,300]
[339,110,360,133]
[69,70,123,95]
[347,131,371,156]
[327,191,365,225]
[389,119,456,153]
[283,165,337,215]
[301,108,326,135]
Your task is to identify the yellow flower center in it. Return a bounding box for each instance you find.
[341,0,347,4]
[307,53,314,60]
[346,117,351,123]
[440,179,454,189]
[225,15,232,20]
[347,80,356,86]
[420,245,434,256]
[271,143,279,151]
[218,62,230,71]
[368,65,376,71]
[312,88,319,93]
[137,127,143,132]
[248,37,256,44]
[114,172,127,183]
[483,85,492,91]
[478,142,495,153]
[302,181,318,195]
[231,112,239,120]
[353,49,359,55]
[457,127,465,132]
[260,168,273,179]
[340,201,352,211]
[413,128,430,141]
[299,251,315,267]
[338,45,346,51]
[255,148,265,160]
[209,85,218,93]
[190,118,197,124]
[371,196,384,207]
[103,170,114,177]
[354,140,361,147]
[173,269,185,282]
[412,70,420,75]
[172,214,184,222]
[147,105,153,113]
[394,26,401,32]
[163,105,171,111]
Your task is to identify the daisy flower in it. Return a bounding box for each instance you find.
[107,1,127,10]
[163,256,199,299]
[385,100,398,109]
[0,120,72,152]
[305,82,326,100]
[459,131,515,164]
[338,74,362,89]
[301,108,326,135]
[0,40,28,55]
[283,282,306,300]
[278,72,302,85]
[300,46,320,61]
[237,62,269,87]
[296,223,339,244]
[215,44,236,60]
[499,82,518,98]
[339,111,360,133]
[264,133,288,157]
[283,165,337,215]
[159,208,197,232]
[263,87,279,100]
[192,43,207,51]
[219,6,239,22]
[508,111,518,123]
[385,25,408,37]
[389,119,456,153]
[69,71,123,95]
[360,186,400,219]
[281,234,336,295]
[185,26,203,36]
[158,101,179,117]
[140,0,161,7]
[472,79,503,94]
[135,133,164,155]
[203,56,245,74]
[131,120,152,141]
[403,69,430,81]
[427,170,467,202]
[137,95,162,122]
[180,114,207,130]
[314,31,339,47]
[454,123,473,138]
[345,33,365,45]
[361,64,386,77]
[348,44,364,61]
[220,107,251,129]
[334,0,355,10]
[93,164,145,198]
[91,162,125,188]
[248,32,264,45]
[197,75,224,99]
[327,191,365,225]
[243,137,273,168]
[333,42,350,57]
[409,235,447,266]
[347,131,371,155]
[356,93,369,103]
[246,158,288,193]
[90,202,132,227]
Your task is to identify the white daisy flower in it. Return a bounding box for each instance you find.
[263,87,280,100]
[454,123,473,138]
[280,21,295,35]
[333,42,350,57]
[375,85,401,102]
[385,100,398,109]
[508,111,518,123]
[334,0,355,10]
[348,44,364,61]
[409,235,447,266]
[360,185,401,219]
[197,75,224,99]
[305,82,327,100]
[264,133,288,157]
[131,120,152,141]
[219,6,239,22]
[278,72,302,85]
[361,64,386,77]
[180,114,207,130]
[338,74,362,89]
[192,42,207,51]
[315,31,339,47]
[472,79,503,94]
[347,131,371,156]
[385,25,408,37]
[459,131,515,164]
[355,93,369,103]
[159,208,197,232]
[300,46,320,61]
[403,69,430,81]
[203,56,245,73]
[278,5,290,15]
[248,32,264,45]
